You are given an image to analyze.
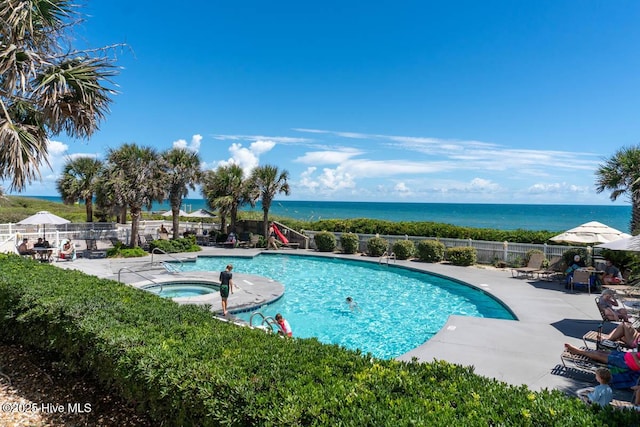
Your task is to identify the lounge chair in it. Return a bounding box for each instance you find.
[560,347,607,372]
[239,234,260,249]
[581,329,625,350]
[56,239,76,262]
[534,256,565,281]
[570,270,594,294]
[511,253,545,279]
[595,296,640,325]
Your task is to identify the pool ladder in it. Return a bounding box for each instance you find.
[379,251,396,265]
[249,312,284,335]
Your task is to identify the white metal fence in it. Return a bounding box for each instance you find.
[1,221,584,266]
[303,231,580,265]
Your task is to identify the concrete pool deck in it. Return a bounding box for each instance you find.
[53,246,633,400]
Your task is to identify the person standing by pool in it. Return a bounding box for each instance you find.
[275,313,292,337]
[267,223,278,250]
[219,264,234,316]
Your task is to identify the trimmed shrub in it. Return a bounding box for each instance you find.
[446,246,477,266]
[314,231,336,252]
[106,241,148,258]
[0,254,636,426]
[149,236,201,254]
[417,240,446,263]
[366,236,388,257]
[392,240,415,260]
[340,233,360,254]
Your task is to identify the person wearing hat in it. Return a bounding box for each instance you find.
[598,289,630,322]
[565,254,586,287]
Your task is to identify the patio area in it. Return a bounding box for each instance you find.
[53,246,634,401]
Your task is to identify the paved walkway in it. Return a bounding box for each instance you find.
[53,247,631,399]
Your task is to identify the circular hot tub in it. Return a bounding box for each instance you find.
[143,281,219,298]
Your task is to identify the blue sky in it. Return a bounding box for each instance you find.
[9,1,640,205]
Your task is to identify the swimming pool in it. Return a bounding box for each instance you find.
[177,254,515,359]
[143,282,219,298]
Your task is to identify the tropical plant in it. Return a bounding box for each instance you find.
[56,156,103,222]
[105,144,166,247]
[595,145,640,234]
[250,165,290,239]
[162,148,202,239]
[0,0,118,191]
[202,164,256,233]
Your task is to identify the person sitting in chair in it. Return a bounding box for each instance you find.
[565,254,585,287]
[602,260,623,285]
[59,240,74,260]
[17,238,35,259]
[599,289,630,322]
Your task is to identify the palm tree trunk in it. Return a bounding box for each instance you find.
[262,208,269,238]
[172,205,180,239]
[119,205,127,224]
[130,207,141,247]
[230,206,238,232]
[631,191,640,235]
[84,196,94,222]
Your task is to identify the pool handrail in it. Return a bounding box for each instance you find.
[150,247,185,269]
[117,266,162,293]
[249,311,285,334]
[379,251,396,265]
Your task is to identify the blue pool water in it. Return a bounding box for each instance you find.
[177,254,515,359]
[144,282,218,298]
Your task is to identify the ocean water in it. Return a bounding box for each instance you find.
[30,196,631,233]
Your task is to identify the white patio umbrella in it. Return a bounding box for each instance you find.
[161,209,188,217]
[17,210,70,237]
[595,235,640,251]
[185,208,216,218]
[549,221,631,245]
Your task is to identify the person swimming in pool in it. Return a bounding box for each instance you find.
[345,296,361,312]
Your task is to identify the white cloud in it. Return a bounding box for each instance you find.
[173,134,202,152]
[217,139,277,176]
[527,182,590,194]
[394,182,411,194]
[295,166,355,194]
[294,148,363,165]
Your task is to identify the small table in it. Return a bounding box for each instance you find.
[33,247,54,262]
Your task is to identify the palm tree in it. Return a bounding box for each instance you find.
[595,145,640,234]
[106,144,166,247]
[0,1,117,191]
[202,164,256,233]
[163,148,202,239]
[250,165,290,238]
[56,156,103,222]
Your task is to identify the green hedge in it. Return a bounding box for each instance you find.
[340,232,360,254]
[417,240,447,263]
[281,218,559,244]
[314,231,337,252]
[446,247,477,266]
[392,240,415,260]
[0,254,636,426]
[366,236,388,257]
[149,236,201,254]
